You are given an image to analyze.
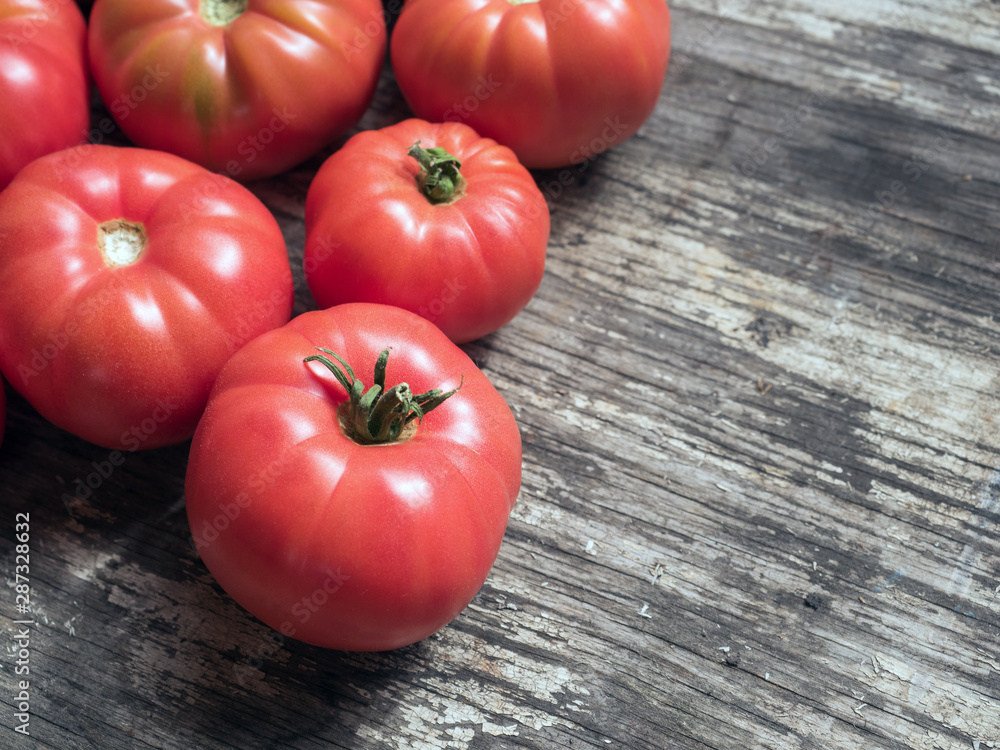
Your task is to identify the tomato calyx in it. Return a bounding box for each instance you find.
[200,0,248,26]
[304,347,460,445]
[408,141,466,205]
[98,219,147,267]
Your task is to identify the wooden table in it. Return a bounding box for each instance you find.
[2,1,998,747]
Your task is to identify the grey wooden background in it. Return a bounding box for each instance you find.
[2,0,998,748]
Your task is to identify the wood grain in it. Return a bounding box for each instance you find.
[2,1,998,748]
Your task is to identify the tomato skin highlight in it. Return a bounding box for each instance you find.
[0,145,294,450]
[0,0,90,190]
[87,0,387,180]
[390,0,671,169]
[185,303,522,651]
[304,119,549,343]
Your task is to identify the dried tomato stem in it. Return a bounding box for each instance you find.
[304,347,460,445]
[98,220,147,267]
[200,0,247,26]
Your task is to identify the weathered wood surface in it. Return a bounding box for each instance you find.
[2,1,999,748]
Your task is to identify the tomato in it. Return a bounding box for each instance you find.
[87,0,386,181]
[390,0,671,169]
[304,119,548,343]
[0,374,5,446]
[185,303,522,651]
[0,144,293,450]
[0,0,90,190]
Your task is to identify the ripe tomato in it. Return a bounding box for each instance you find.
[0,0,90,190]
[87,0,387,181]
[390,0,671,169]
[185,303,522,651]
[0,145,293,450]
[304,119,549,343]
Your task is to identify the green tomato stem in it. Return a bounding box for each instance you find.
[408,141,466,205]
[304,347,461,445]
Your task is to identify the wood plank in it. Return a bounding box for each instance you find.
[1,1,998,748]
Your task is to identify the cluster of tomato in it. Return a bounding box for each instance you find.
[0,0,670,651]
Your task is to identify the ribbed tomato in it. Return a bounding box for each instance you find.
[185,303,522,651]
[390,0,671,169]
[88,0,386,180]
[0,145,293,450]
[0,0,90,189]
[304,119,549,343]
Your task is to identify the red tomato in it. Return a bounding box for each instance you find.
[185,303,522,651]
[87,0,387,181]
[0,0,89,190]
[390,0,671,169]
[0,145,293,450]
[304,119,549,343]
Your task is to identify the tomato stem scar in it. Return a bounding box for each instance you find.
[304,347,461,445]
[200,0,248,26]
[97,219,147,267]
